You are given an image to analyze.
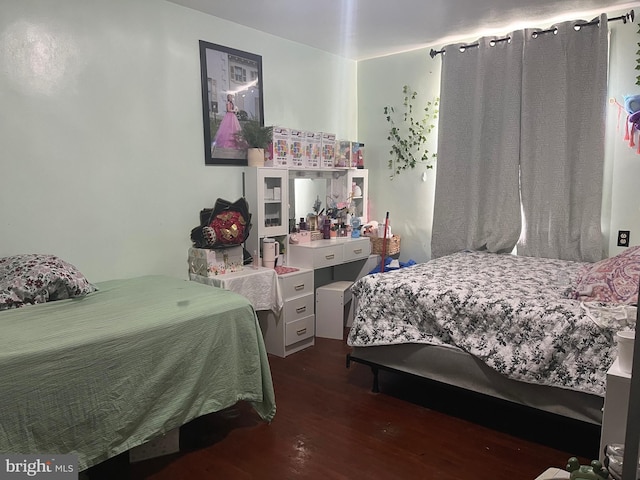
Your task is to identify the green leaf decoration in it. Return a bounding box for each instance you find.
[383,85,439,179]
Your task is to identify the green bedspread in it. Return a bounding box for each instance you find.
[0,275,276,470]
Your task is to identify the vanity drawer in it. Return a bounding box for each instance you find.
[283,292,315,321]
[279,270,314,299]
[285,314,315,346]
[312,245,344,268]
[343,239,371,262]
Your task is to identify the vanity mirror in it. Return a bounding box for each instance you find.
[288,169,369,230]
[289,171,332,228]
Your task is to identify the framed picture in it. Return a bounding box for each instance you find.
[199,41,265,166]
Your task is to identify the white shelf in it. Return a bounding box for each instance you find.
[599,358,631,462]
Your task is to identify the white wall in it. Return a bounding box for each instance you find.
[358,50,442,264]
[2,2,636,281]
[0,0,357,281]
[358,8,640,264]
[605,16,640,255]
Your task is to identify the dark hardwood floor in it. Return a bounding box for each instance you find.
[90,332,599,479]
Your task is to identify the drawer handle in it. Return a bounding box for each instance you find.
[296,328,307,336]
[296,306,307,314]
[325,254,335,260]
[294,284,305,291]
[353,248,363,254]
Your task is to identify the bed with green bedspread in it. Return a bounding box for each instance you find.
[0,275,276,471]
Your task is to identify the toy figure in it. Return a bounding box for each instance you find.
[351,217,362,238]
[565,457,609,480]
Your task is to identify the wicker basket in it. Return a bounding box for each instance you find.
[370,234,401,255]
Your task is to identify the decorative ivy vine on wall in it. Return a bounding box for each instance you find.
[383,85,439,179]
[637,21,640,86]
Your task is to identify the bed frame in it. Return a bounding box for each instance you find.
[343,251,620,428]
[0,275,276,471]
[347,342,604,426]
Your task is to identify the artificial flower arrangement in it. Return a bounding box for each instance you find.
[323,194,356,237]
[325,194,354,221]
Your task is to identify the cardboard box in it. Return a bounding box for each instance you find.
[289,129,305,168]
[265,126,290,167]
[335,140,351,168]
[304,131,321,169]
[188,246,243,276]
[320,132,336,168]
[129,428,180,463]
[352,142,365,168]
[297,230,311,244]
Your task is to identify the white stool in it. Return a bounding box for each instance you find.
[315,281,353,340]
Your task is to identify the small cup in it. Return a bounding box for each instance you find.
[617,330,635,374]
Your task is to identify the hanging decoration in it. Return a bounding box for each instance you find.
[636,21,640,86]
[611,94,640,153]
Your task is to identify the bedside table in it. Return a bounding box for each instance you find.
[599,358,631,462]
[257,268,315,357]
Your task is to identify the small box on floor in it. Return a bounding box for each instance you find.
[129,428,180,463]
[188,246,244,276]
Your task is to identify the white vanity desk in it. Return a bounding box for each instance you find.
[241,167,375,356]
[287,236,372,269]
[288,236,379,340]
[288,236,378,293]
[254,237,377,358]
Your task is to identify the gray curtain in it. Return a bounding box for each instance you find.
[518,15,608,262]
[431,16,608,262]
[431,32,524,258]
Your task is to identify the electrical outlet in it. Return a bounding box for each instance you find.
[617,230,630,247]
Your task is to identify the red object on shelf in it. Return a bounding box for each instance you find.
[380,212,390,273]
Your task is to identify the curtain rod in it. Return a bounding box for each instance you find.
[429,9,634,58]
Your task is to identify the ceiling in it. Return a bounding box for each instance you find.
[167,0,637,61]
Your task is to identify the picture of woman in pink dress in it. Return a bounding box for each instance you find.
[213,94,241,149]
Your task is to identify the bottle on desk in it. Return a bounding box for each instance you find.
[322,218,331,239]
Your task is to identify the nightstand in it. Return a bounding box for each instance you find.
[599,358,631,461]
[257,268,315,357]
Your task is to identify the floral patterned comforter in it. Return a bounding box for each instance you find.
[347,251,631,396]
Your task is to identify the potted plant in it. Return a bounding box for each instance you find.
[236,120,273,167]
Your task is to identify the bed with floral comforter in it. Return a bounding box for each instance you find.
[347,250,637,398]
